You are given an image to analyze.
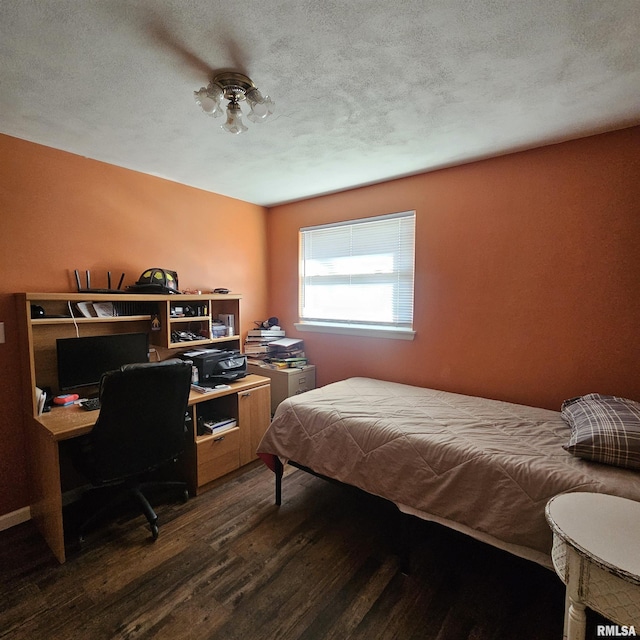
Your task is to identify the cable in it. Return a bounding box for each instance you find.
[68,301,79,338]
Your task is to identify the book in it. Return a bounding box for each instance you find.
[268,357,309,367]
[92,302,114,317]
[268,345,305,359]
[35,386,47,416]
[247,353,274,367]
[244,344,271,353]
[199,416,237,434]
[77,301,116,318]
[268,337,303,348]
[248,329,286,337]
[260,361,290,369]
[76,302,97,317]
[191,383,217,394]
[218,313,235,331]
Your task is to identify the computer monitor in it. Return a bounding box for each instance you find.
[56,332,149,392]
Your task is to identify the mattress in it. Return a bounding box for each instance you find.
[257,377,640,567]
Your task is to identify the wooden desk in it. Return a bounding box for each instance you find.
[29,374,270,563]
[546,493,640,640]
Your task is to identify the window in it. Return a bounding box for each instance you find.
[296,211,416,340]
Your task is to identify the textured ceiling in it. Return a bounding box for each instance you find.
[1,1,639,206]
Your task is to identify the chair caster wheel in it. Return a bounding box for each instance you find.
[182,489,189,503]
[151,523,159,540]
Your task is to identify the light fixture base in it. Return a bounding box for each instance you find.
[213,72,256,102]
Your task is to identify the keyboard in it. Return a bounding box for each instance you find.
[80,398,101,411]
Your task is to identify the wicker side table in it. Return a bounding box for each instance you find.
[545,492,640,640]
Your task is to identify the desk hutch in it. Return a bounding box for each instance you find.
[16,292,271,563]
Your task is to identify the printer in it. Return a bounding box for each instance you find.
[180,348,247,385]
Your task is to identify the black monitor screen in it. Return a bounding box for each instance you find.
[56,332,149,391]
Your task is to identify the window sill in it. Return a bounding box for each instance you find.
[294,322,416,341]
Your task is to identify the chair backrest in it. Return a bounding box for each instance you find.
[89,359,192,483]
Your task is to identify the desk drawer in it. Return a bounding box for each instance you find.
[197,427,240,486]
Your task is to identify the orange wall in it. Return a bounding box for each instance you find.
[267,127,640,410]
[2,127,639,521]
[0,134,269,517]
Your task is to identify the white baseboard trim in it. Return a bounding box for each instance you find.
[0,506,31,532]
[0,487,87,534]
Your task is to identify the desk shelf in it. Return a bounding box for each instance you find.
[169,315,209,323]
[16,290,271,564]
[170,337,214,349]
[32,315,151,325]
[17,292,243,408]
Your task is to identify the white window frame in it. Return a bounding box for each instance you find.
[295,211,416,340]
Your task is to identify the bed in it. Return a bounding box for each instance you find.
[257,377,640,569]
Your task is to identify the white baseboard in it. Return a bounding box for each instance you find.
[0,487,96,534]
[0,506,31,532]
[0,487,86,533]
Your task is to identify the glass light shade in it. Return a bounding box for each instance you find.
[245,87,275,123]
[194,85,223,117]
[222,102,248,135]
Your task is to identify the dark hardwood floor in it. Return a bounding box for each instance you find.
[0,463,608,639]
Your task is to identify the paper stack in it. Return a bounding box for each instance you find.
[265,337,307,367]
[244,328,286,363]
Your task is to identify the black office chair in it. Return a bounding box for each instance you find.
[72,358,193,542]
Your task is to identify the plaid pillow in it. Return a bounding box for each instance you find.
[562,393,640,470]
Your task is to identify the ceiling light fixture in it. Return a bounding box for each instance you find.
[194,72,275,135]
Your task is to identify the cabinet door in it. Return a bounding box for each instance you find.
[238,384,271,466]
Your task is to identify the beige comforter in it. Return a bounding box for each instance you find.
[258,377,640,566]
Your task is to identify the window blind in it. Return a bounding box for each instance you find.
[299,211,415,329]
